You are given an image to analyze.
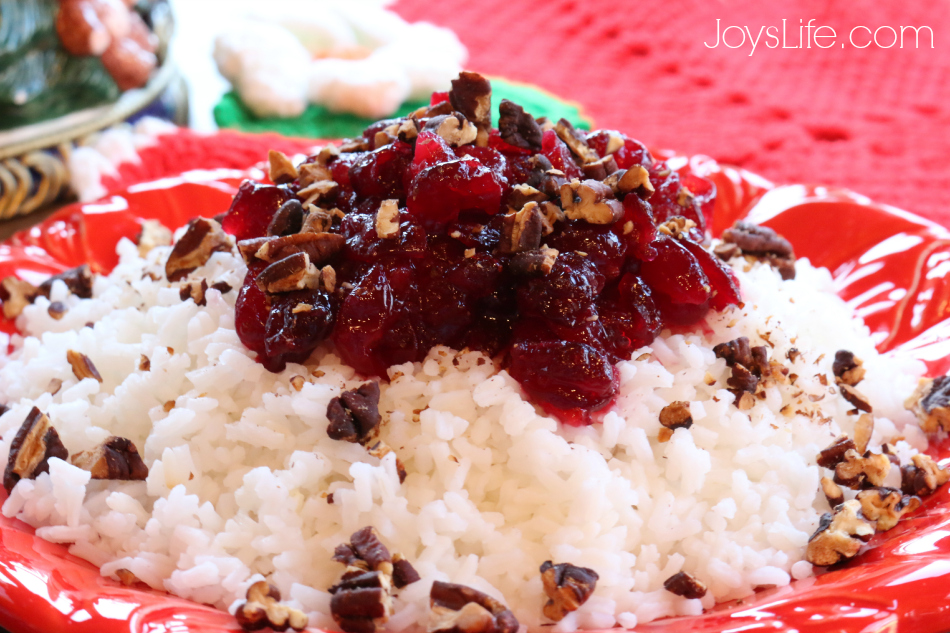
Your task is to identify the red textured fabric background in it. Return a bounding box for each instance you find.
[392,0,950,224]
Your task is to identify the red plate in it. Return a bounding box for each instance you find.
[1,156,950,633]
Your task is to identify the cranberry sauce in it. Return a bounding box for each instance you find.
[223,72,739,425]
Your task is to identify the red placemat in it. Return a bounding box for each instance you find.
[392,0,950,225]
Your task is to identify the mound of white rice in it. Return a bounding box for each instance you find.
[0,230,928,631]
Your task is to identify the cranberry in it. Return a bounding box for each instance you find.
[679,239,740,311]
[407,157,504,231]
[455,145,508,183]
[516,252,605,328]
[648,164,706,236]
[412,131,455,176]
[330,152,362,191]
[349,140,414,201]
[639,234,711,305]
[548,221,627,282]
[541,129,582,179]
[615,194,658,261]
[488,129,533,157]
[264,291,334,368]
[585,131,653,169]
[234,262,269,359]
[430,91,449,106]
[598,274,662,359]
[340,210,428,263]
[679,172,716,229]
[221,181,294,241]
[508,340,618,425]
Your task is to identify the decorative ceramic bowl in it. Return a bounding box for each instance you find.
[0,154,948,632]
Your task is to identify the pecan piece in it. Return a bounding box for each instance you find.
[833,449,890,490]
[821,476,844,508]
[327,382,382,444]
[39,265,95,300]
[429,581,519,633]
[256,252,323,294]
[267,199,306,237]
[298,162,333,189]
[540,561,599,621]
[136,220,172,256]
[449,72,492,135]
[67,350,103,382]
[906,376,950,434]
[658,401,693,442]
[900,453,950,497]
[509,247,559,277]
[392,552,421,589]
[425,114,478,147]
[657,217,697,240]
[302,206,335,234]
[165,218,232,282]
[3,408,69,492]
[268,150,298,184]
[817,435,856,469]
[47,302,67,320]
[70,436,148,481]
[0,277,39,319]
[853,413,874,454]
[235,580,308,632]
[179,279,209,306]
[832,350,866,386]
[713,336,754,369]
[805,499,874,566]
[857,487,921,531]
[498,99,542,151]
[720,221,796,280]
[605,165,654,198]
[839,384,872,413]
[662,571,707,600]
[554,118,599,164]
[581,155,618,181]
[507,184,548,210]
[726,363,758,394]
[375,200,401,239]
[559,179,623,224]
[251,232,345,266]
[497,202,543,254]
[297,180,339,207]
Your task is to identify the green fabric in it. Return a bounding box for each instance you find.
[213,77,592,139]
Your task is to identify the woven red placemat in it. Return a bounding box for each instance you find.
[392,0,950,225]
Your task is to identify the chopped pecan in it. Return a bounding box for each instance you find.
[0,277,39,318]
[235,580,308,632]
[396,119,419,143]
[857,487,921,531]
[497,202,543,254]
[139,355,150,371]
[39,265,95,300]
[392,552,421,589]
[659,401,693,430]
[509,247,559,277]
[727,363,758,394]
[720,221,796,280]
[832,350,865,386]
[350,526,393,573]
[833,449,890,490]
[267,199,306,237]
[712,242,741,261]
[165,218,232,282]
[900,453,950,497]
[425,114,478,147]
[840,384,872,412]
[662,571,707,600]
[559,179,623,224]
[817,435,856,469]
[605,165,654,198]
[581,155,618,181]
[268,150,298,184]
[251,232,345,266]
[539,201,566,235]
[211,281,233,294]
[67,350,103,383]
[805,499,874,566]
[302,206,335,234]
[256,253,323,294]
[853,414,874,454]
[70,436,148,480]
[136,220,172,256]
[115,569,141,586]
[657,217,696,240]
[340,138,371,153]
[429,581,519,633]
[327,382,382,444]
[365,438,407,483]
[297,180,339,207]
[498,99,543,151]
[508,184,548,209]
[298,162,333,189]
[554,118,599,164]
[179,279,209,306]
[376,200,401,239]
[48,302,67,320]
[449,72,492,133]
[713,336,753,369]
[3,407,69,492]
[821,476,844,508]
[321,265,337,293]
[540,561,599,621]
[906,376,950,434]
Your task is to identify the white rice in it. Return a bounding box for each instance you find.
[0,231,928,631]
